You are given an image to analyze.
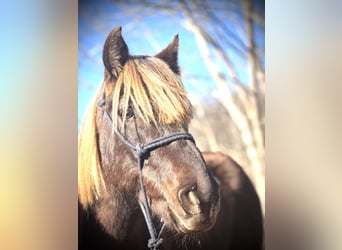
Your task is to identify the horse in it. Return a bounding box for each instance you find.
[78,26,263,250]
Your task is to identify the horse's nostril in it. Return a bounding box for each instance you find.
[178,185,201,214]
[188,190,200,205]
[178,184,196,201]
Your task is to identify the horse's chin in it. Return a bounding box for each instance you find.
[167,206,219,233]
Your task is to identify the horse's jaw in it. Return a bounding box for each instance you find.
[93,190,140,241]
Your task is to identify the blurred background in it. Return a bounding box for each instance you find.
[79,0,265,215]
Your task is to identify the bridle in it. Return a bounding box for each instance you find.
[97,98,195,250]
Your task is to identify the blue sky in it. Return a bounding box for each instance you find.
[78,0,264,127]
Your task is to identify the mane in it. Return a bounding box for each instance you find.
[78,88,106,208]
[112,56,192,130]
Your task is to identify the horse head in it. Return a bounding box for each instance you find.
[78,27,220,239]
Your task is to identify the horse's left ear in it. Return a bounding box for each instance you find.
[155,34,180,75]
[103,26,129,80]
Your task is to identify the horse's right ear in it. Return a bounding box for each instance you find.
[103,26,129,80]
[155,34,180,75]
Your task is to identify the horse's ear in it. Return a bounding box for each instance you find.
[155,34,180,75]
[103,26,129,80]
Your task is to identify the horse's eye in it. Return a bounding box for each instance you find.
[126,107,135,119]
[119,107,135,120]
